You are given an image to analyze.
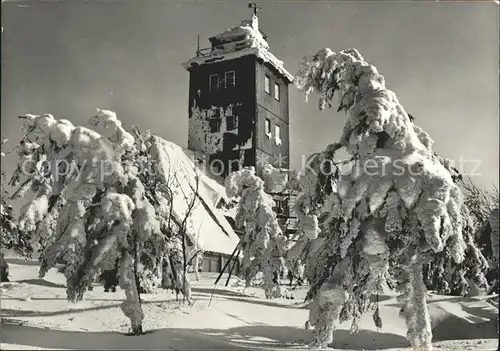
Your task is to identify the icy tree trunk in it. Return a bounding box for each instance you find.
[244,259,260,288]
[308,286,346,349]
[407,260,433,350]
[118,252,144,335]
[175,269,192,305]
[133,237,143,301]
[181,236,188,303]
[262,259,275,299]
[161,254,175,291]
[308,259,349,348]
[192,250,202,282]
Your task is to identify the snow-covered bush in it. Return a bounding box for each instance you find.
[9,110,198,334]
[225,166,287,298]
[293,48,482,350]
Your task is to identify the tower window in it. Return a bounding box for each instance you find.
[265,118,271,137]
[211,160,223,176]
[209,118,221,133]
[265,75,270,94]
[229,159,240,173]
[226,115,237,131]
[274,82,280,101]
[225,71,235,88]
[209,74,219,92]
[273,199,286,215]
[275,124,282,145]
[208,107,220,119]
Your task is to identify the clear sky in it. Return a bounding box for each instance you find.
[1,0,498,189]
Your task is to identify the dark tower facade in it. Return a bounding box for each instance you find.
[182,15,293,179]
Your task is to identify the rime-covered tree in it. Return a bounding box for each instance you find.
[9,110,197,334]
[292,48,483,350]
[478,207,499,294]
[459,178,499,292]
[423,176,499,296]
[420,172,493,296]
[487,208,499,266]
[422,204,489,296]
[225,166,287,298]
[1,138,32,282]
[460,177,499,230]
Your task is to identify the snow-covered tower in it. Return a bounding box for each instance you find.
[182,11,293,179]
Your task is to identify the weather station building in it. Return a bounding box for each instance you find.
[182,5,298,273]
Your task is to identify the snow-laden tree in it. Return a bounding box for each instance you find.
[420,171,493,296]
[9,110,197,334]
[487,208,499,265]
[460,177,499,229]
[225,166,288,298]
[422,176,499,296]
[478,207,499,294]
[459,178,499,290]
[422,204,489,296]
[1,139,33,259]
[1,138,33,282]
[292,48,480,350]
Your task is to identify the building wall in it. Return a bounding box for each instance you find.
[255,61,290,176]
[202,251,240,275]
[187,56,257,178]
[187,55,290,179]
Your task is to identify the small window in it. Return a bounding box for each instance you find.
[209,118,221,133]
[208,107,220,119]
[209,74,219,92]
[226,115,237,131]
[264,75,270,94]
[275,124,281,140]
[225,71,235,88]
[274,82,280,101]
[265,118,271,136]
[229,159,240,173]
[273,199,285,215]
[211,161,223,176]
[195,158,205,167]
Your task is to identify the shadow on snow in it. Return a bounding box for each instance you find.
[0,321,412,350]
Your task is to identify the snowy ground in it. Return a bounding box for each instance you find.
[1,257,498,350]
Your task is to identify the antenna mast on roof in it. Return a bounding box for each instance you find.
[248,3,262,16]
[197,34,201,57]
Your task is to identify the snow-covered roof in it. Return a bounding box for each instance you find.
[182,148,229,204]
[152,139,240,255]
[182,15,294,84]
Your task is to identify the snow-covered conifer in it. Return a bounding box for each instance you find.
[293,48,480,350]
[417,166,492,297]
[10,110,198,334]
[225,166,287,298]
[1,138,32,260]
